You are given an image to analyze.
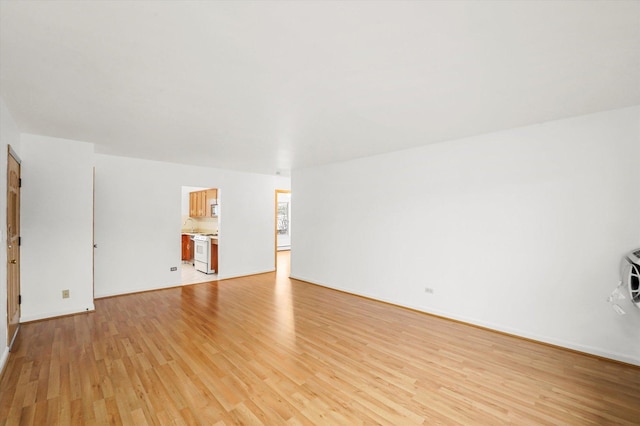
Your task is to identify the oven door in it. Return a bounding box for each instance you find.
[194,238,209,272]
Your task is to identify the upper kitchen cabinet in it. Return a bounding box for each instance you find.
[188,191,198,217]
[205,188,217,212]
[189,190,204,217]
[189,188,218,218]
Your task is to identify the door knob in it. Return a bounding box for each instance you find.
[10,259,16,264]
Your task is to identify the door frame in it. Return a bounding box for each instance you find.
[274,189,291,269]
[92,167,95,302]
[6,145,21,350]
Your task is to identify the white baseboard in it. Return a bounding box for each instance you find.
[217,268,275,280]
[0,346,10,378]
[94,269,277,298]
[290,274,640,367]
[20,304,96,323]
[95,282,181,299]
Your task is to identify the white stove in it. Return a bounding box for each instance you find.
[193,234,217,274]
[193,234,216,241]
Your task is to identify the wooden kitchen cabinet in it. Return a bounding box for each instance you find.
[196,191,206,216]
[181,234,193,261]
[188,191,203,217]
[189,190,202,217]
[206,188,217,211]
[189,188,218,218]
[210,239,218,273]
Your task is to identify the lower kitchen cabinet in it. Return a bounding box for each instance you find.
[181,234,193,262]
[210,239,218,273]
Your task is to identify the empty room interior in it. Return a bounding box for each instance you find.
[0,1,639,424]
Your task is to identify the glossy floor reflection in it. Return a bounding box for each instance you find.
[274,250,295,344]
[276,249,291,278]
[2,248,638,424]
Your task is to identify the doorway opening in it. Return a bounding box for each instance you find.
[275,189,291,273]
[180,185,220,285]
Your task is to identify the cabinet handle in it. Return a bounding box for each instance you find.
[10,259,16,264]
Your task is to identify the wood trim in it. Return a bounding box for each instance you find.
[92,167,95,303]
[8,145,21,164]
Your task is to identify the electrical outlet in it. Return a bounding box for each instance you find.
[424,287,434,294]
[170,267,177,271]
[62,289,70,299]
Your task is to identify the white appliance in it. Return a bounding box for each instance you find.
[622,248,640,308]
[194,234,216,274]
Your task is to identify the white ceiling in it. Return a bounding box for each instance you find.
[1,1,639,175]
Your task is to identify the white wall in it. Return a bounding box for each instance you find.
[2,128,288,312]
[275,175,291,191]
[94,154,283,297]
[0,98,21,369]
[292,106,640,365]
[20,134,95,321]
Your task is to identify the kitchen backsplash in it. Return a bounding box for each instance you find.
[181,216,218,234]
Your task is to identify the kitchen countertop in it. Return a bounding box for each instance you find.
[182,232,218,239]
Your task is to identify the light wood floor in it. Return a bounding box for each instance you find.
[1,252,639,424]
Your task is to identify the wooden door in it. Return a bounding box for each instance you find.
[7,147,21,349]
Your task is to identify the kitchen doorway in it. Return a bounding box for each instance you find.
[275,189,291,271]
[180,185,220,285]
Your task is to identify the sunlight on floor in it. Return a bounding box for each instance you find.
[181,250,290,285]
[276,250,290,278]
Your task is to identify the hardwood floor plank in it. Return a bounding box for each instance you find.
[92,399,108,426]
[1,252,639,424]
[129,407,149,426]
[31,399,48,426]
[19,380,37,412]
[18,404,35,426]
[45,397,60,425]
